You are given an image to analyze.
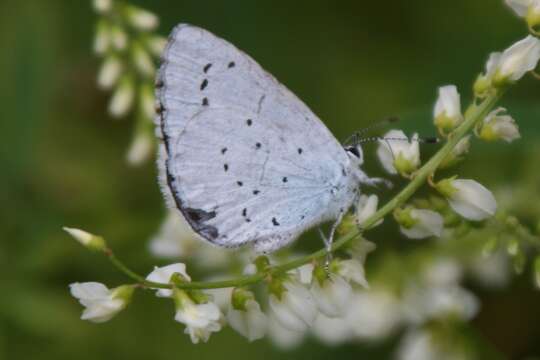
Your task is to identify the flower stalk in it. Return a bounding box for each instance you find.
[101,91,502,291]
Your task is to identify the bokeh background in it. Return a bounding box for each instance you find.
[2,0,540,359]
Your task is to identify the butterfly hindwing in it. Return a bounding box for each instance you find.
[156,24,352,251]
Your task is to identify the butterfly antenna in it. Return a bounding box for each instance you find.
[344,116,400,145]
[358,136,439,144]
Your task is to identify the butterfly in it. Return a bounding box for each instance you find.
[155,24,388,253]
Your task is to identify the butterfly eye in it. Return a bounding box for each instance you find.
[345,146,360,158]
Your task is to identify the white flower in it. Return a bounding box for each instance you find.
[93,0,112,13]
[377,129,420,176]
[479,108,520,143]
[474,52,503,96]
[269,278,317,332]
[346,238,377,264]
[436,178,497,221]
[311,273,352,317]
[125,5,159,31]
[397,208,444,239]
[505,0,540,28]
[311,314,352,346]
[403,285,479,323]
[70,282,133,323]
[295,263,314,285]
[227,292,267,342]
[174,289,222,344]
[356,194,382,228]
[146,263,191,298]
[434,85,464,132]
[126,131,153,165]
[109,76,134,117]
[110,25,128,51]
[347,289,402,340]
[494,35,540,84]
[97,56,123,90]
[132,42,155,77]
[63,227,105,251]
[337,259,369,288]
[267,313,305,350]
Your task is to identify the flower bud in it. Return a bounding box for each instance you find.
[376,130,420,176]
[110,25,128,51]
[93,0,112,13]
[479,108,520,143]
[97,55,123,90]
[434,85,464,133]
[126,129,154,165]
[356,194,381,228]
[132,42,155,77]
[435,178,497,221]
[227,288,267,341]
[125,5,159,31]
[492,35,540,86]
[109,75,135,117]
[63,227,106,251]
[394,207,444,239]
[93,19,110,55]
[474,53,501,97]
[268,276,317,331]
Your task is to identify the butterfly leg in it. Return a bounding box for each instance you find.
[359,174,393,189]
[319,211,346,273]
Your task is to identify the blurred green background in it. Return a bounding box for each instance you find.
[2,0,540,359]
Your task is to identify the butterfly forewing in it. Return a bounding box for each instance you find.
[156,24,350,251]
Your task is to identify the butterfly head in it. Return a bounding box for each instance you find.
[345,145,364,166]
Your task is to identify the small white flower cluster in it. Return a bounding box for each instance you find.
[374,34,540,239]
[92,0,166,165]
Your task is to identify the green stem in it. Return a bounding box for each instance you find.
[107,91,502,290]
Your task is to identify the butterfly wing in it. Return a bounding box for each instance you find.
[156,24,353,252]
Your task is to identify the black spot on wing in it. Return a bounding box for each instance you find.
[165,164,219,241]
[202,97,209,106]
[203,63,212,73]
[228,61,235,68]
[246,119,252,126]
[272,217,280,226]
[200,79,208,90]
